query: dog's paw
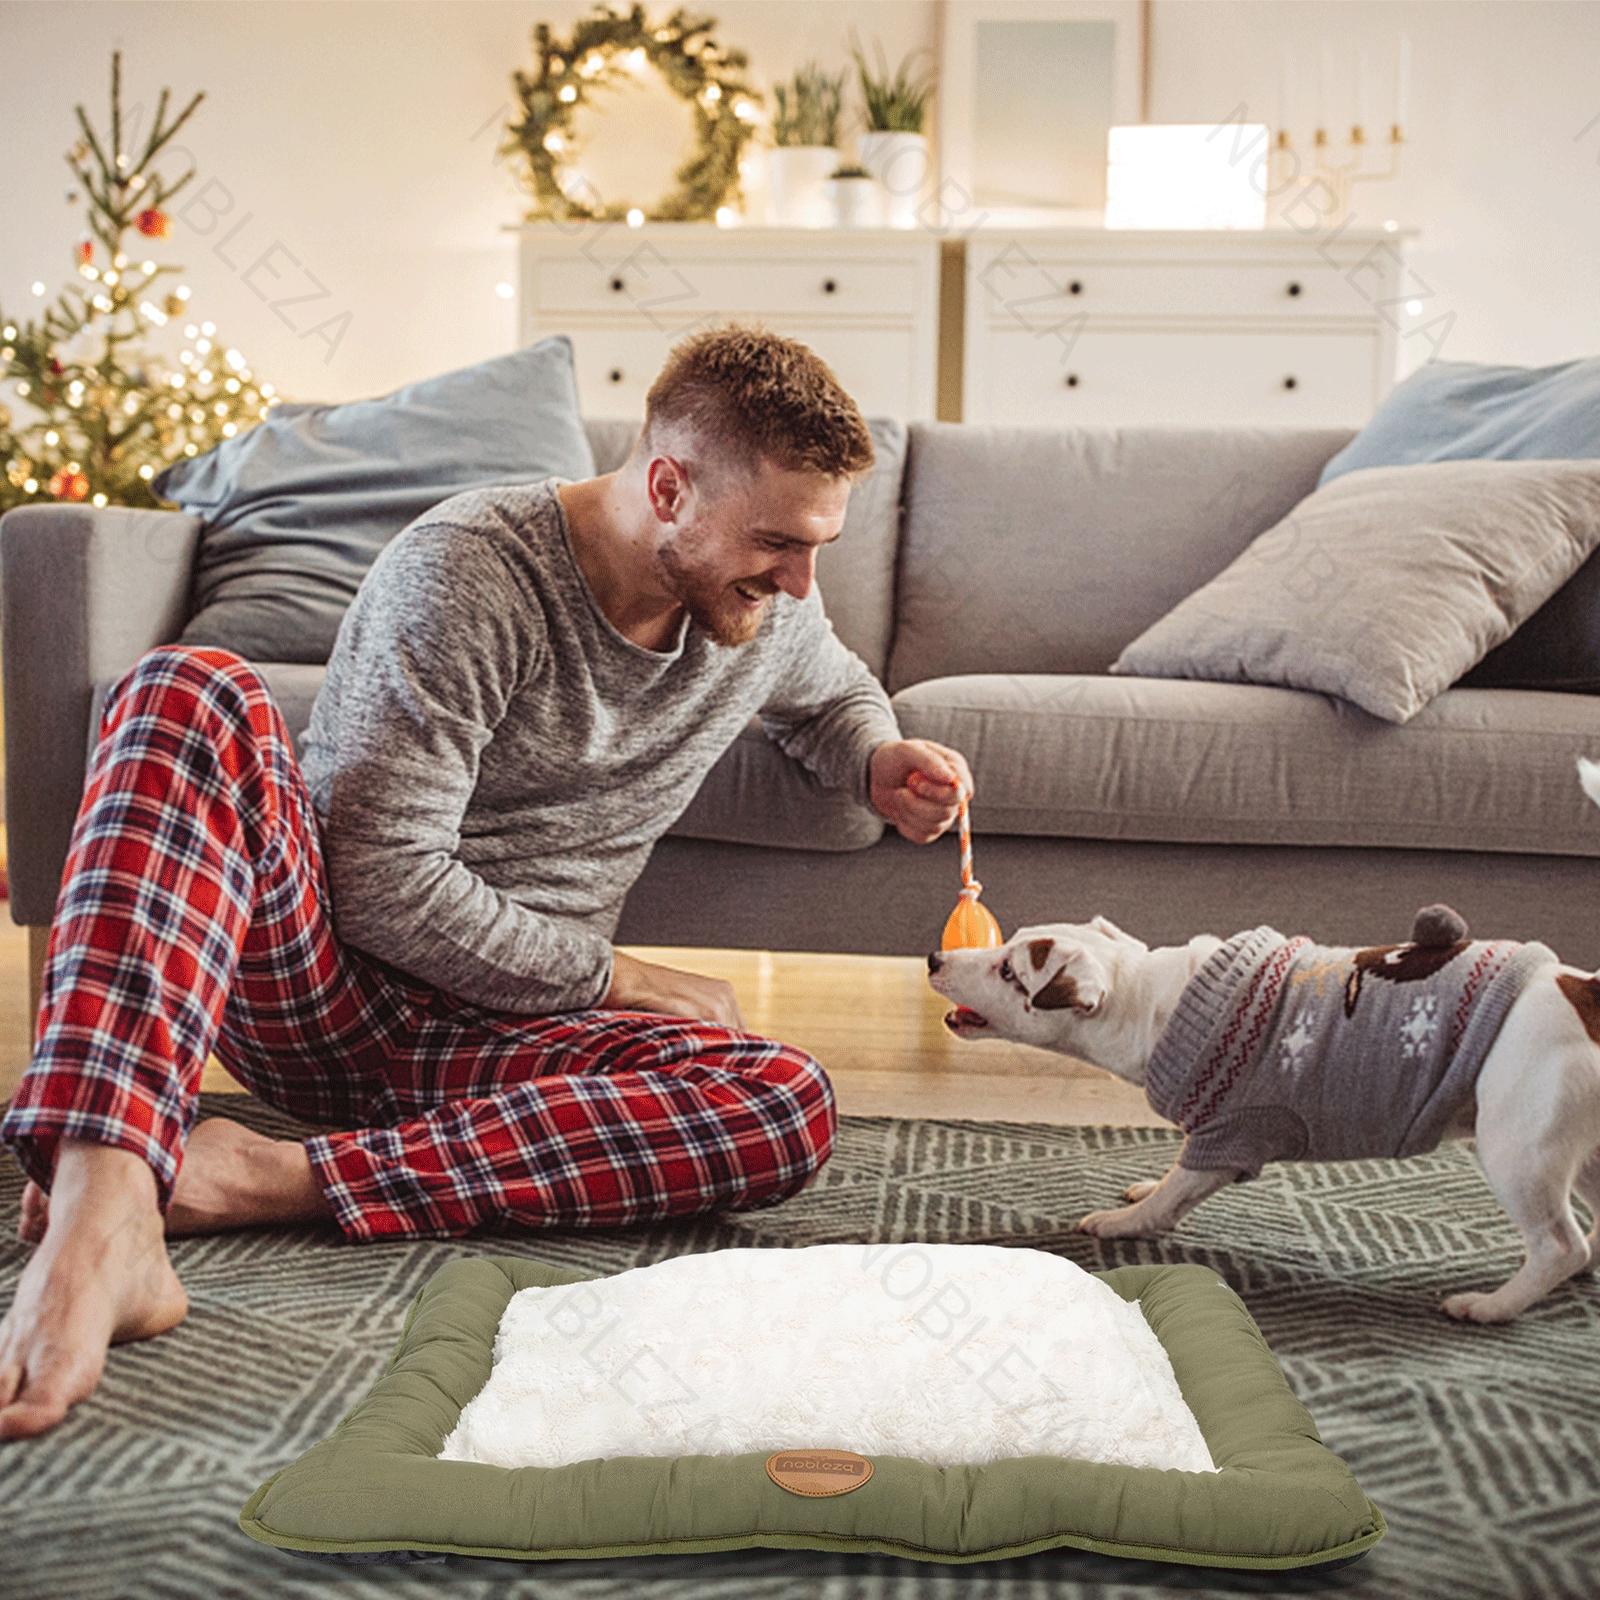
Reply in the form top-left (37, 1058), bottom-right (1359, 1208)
top-left (1076, 1205), bottom-right (1162, 1239)
top-left (1440, 1290), bottom-right (1520, 1324)
top-left (1122, 1179), bottom-right (1161, 1203)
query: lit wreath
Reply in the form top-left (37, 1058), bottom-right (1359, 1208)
top-left (506, 4), bottom-right (761, 223)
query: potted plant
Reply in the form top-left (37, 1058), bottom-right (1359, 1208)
top-left (826, 163), bottom-right (884, 229)
top-left (851, 34), bottom-right (934, 228)
top-left (768, 62), bottom-right (845, 228)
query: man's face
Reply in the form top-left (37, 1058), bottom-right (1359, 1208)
top-left (653, 455), bottom-right (850, 647)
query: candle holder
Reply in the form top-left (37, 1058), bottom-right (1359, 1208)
top-left (1269, 122), bottom-right (1403, 227)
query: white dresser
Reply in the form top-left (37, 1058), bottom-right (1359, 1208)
top-left (516, 223), bottom-right (943, 421)
top-left (962, 228), bottom-right (1415, 428)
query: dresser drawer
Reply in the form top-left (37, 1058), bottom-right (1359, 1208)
top-left (566, 326), bottom-right (675, 419)
top-left (791, 326), bottom-right (921, 418)
top-left (537, 252), bottom-right (928, 324)
top-left (970, 328), bottom-right (1379, 427)
top-left (972, 252), bottom-right (1376, 325)
top-left (566, 322), bottom-right (924, 421)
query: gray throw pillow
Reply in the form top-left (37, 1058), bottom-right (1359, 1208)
top-left (155, 336), bottom-right (595, 664)
top-left (1111, 460), bottom-right (1600, 724)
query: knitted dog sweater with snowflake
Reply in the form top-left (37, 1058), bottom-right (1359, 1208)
top-left (1143, 918), bottom-right (1557, 1177)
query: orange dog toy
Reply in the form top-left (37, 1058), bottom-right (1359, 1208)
top-left (941, 789), bottom-right (1002, 950)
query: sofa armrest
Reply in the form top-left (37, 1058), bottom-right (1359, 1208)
top-left (2, 503), bottom-right (201, 923)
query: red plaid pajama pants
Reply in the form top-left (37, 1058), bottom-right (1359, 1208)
top-left (0, 646), bottom-right (836, 1242)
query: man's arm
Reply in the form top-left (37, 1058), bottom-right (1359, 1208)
top-left (757, 588), bottom-right (902, 807)
top-left (309, 523), bottom-right (614, 1015)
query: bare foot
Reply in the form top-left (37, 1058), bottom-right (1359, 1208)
top-left (14, 1120), bottom-right (330, 1240)
top-left (0, 1145), bottom-right (188, 1440)
top-left (165, 1116), bottom-right (331, 1234)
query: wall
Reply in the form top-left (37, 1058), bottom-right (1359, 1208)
top-left (1145, 0), bottom-right (1600, 376)
top-left (0, 1), bottom-right (934, 402)
top-left (1, 0), bottom-right (1595, 405)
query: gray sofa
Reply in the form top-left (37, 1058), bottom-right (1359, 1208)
top-left (7, 418), bottom-right (1600, 1016)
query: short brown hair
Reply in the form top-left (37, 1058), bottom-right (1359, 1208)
top-left (641, 323), bottom-right (875, 479)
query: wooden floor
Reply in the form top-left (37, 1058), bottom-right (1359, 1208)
top-left (0, 922), bottom-right (1163, 1126)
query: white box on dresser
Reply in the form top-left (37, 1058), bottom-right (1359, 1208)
top-left (516, 223), bottom-right (942, 420)
top-left (963, 228), bottom-right (1417, 427)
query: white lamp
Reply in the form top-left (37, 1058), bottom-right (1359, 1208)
top-left (1105, 123), bottom-right (1269, 230)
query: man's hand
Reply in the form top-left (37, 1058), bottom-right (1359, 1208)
top-left (869, 739), bottom-right (975, 845)
top-left (603, 950), bottom-right (745, 1029)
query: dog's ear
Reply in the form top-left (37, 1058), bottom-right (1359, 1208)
top-left (1026, 936), bottom-right (1056, 973)
top-left (1032, 948), bottom-right (1108, 1015)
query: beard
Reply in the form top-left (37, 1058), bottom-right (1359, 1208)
top-left (657, 540), bottom-right (775, 648)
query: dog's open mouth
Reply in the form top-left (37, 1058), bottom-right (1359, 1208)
top-left (944, 1006), bottom-right (988, 1032)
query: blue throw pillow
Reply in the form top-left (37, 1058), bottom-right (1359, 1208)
top-left (1318, 356), bottom-right (1600, 486)
top-left (155, 336), bottom-right (596, 664)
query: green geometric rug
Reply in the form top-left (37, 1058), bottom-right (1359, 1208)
top-left (3, 1093), bottom-right (1597, 1599)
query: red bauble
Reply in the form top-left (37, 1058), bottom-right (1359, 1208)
top-left (48, 356), bottom-right (64, 376)
top-left (48, 469), bottom-right (90, 503)
top-left (77, 239), bottom-right (94, 265)
top-left (135, 208), bottom-right (170, 238)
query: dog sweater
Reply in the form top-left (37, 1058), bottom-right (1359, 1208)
top-left (1143, 922), bottom-right (1558, 1177)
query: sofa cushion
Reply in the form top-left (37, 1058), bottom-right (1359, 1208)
top-left (891, 673), bottom-right (1600, 857)
top-left (1462, 542), bottom-right (1600, 693)
top-left (157, 337), bottom-right (596, 666)
top-left (887, 424), bottom-right (1353, 692)
top-left (1112, 459), bottom-right (1600, 724)
top-left (89, 670), bottom-right (882, 855)
top-left (1317, 356), bottom-right (1600, 486)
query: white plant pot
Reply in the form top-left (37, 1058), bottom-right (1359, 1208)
top-left (857, 131), bottom-right (929, 229)
top-left (767, 146), bottom-right (839, 229)
top-left (828, 177), bottom-right (885, 229)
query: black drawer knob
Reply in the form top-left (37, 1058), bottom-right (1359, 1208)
top-left (1286, 280), bottom-right (1303, 297)
top-left (608, 276), bottom-right (625, 292)
top-left (1068, 279), bottom-right (1083, 295)
top-left (608, 368), bottom-right (624, 384)
top-left (1065, 373), bottom-right (1080, 388)
top-left (822, 277), bottom-right (838, 294)
top-left (1282, 375), bottom-right (1298, 390)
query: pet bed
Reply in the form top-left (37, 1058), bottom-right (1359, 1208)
top-left (239, 1248), bottom-right (1385, 1571)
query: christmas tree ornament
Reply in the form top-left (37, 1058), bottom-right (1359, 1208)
top-left (48, 468), bottom-right (90, 501)
top-left (134, 207), bottom-right (169, 237)
top-left (941, 789), bottom-right (1003, 951)
top-left (77, 239), bottom-right (93, 264)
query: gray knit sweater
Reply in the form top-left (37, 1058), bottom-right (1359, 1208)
top-left (299, 478), bottom-right (900, 1014)
top-left (1144, 925), bottom-right (1557, 1176)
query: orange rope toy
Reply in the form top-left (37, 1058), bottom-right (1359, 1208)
top-left (941, 788), bottom-right (1003, 950)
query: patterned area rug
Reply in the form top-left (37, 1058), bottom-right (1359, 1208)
top-left (3, 1094), bottom-right (1597, 1600)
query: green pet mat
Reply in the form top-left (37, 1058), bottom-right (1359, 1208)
top-left (239, 1253), bottom-right (1384, 1571)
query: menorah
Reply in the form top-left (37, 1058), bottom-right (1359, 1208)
top-left (1269, 121), bottom-right (1405, 226)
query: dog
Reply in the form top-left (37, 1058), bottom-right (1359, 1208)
top-left (926, 761), bottom-right (1600, 1323)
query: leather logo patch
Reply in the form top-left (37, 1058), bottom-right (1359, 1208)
top-left (764, 1449), bottom-right (874, 1497)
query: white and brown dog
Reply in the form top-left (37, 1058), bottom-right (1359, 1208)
top-left (926, 763), bottom-right (1600, 1323)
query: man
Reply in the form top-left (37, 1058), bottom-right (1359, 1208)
top-left (0, 325), bottom-right (974, 1439)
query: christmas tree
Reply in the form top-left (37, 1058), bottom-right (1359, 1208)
top-left (0, 52), bottom-right (277, 515)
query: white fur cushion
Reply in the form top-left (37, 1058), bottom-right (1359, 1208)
top-left (438, 1244), bottom-right (1216, 1473)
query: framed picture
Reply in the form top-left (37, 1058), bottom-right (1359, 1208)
top-left (937, 0), bottom-right (1148, 222)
